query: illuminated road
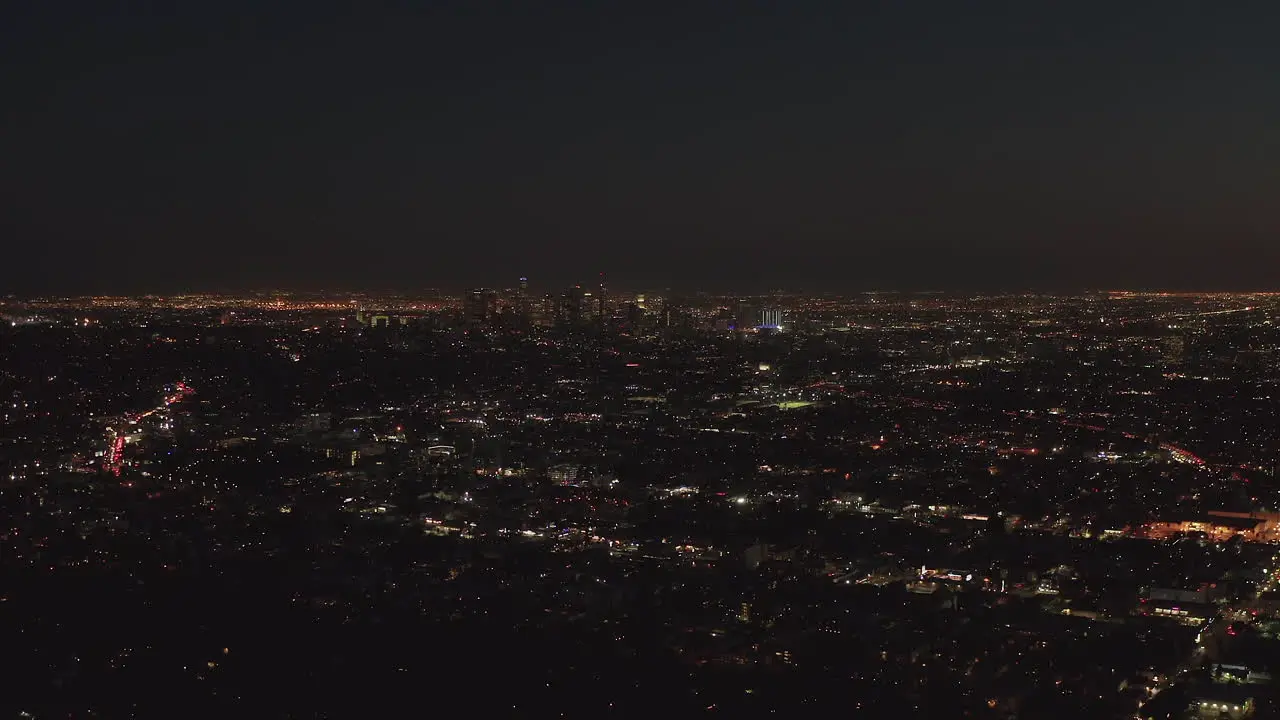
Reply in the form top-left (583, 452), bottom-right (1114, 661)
top-left (100, 382), bottom-right (194, 477)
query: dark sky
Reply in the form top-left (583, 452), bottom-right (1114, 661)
top-left (4, 1), bottom-right (1279, 294)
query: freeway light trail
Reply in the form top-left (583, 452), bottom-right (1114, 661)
top-left (101, 383), bottom-right (194, 477)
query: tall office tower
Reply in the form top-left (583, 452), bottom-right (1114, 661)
top-left (559, 285), bottom-right (586, 327)
top-left (733, 300), bottom-right (758, 331)
top-left (515, 277), bottom-right (531, 323)
top-left (465, 288), bottom-right (497, 324)
top-left (597, 273), bottom-right (607, 328)
top-left (536, 293), bottom-right (556, 326)
top-left (625, 301), bottom-right (645, 331)
top-left (661, 298), bottom-right (680, 329)
top-left (759, 307), bottom-right (783, 330)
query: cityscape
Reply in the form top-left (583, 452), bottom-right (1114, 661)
top-left (9, 2), bottom-right (1280, 717)
top-left (3, 286), bottom-right (1280, 717)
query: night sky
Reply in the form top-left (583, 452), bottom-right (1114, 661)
top-left (4, 2), bottom-right (1279, 294)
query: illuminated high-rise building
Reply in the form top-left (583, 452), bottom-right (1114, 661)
top-left (536, 293), bottom-right (556, 326)
top-left (559, 285), bottom-right (586, 327)
top-left (514, 277), bottom-right (531, 324)
top-left (597, 273), bottom-right (607, 328)
top-left (732, 301), bottom-right (757, 331)
top-left (465, 288), bottom-right (497, 324)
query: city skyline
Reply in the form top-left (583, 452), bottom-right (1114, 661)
top-left (8, 4), bottom-right (1280, 714)
top-left (4, 286), bottom-right (1280, 715)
